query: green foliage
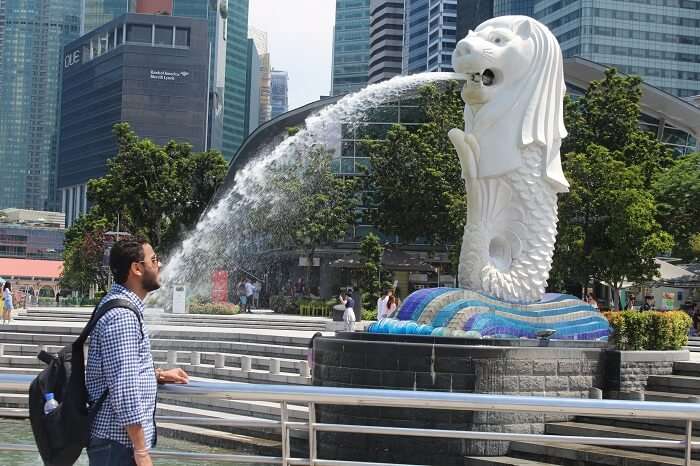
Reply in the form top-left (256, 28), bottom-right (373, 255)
top-left (189, 302), bottom-right (239, 315)
top-left (552, 69), bottom-right (674, 300)
top-left (358, 233), bottom-right (391, 308)
top-left (269, 295), bottom-right (299, 314)
top-left (361, 308), bottom-right (378, 321)
top-left (653, 152), bottom-right (700, 260)
top-left (605, 311), bottom-right (690, 350)
top-left (60, 213), bottom-right (111, 294)
top-left (364, 82), bottom-right (466, 247)
top-left (250, 148), bottom-right (358, 281)
top-left (88, 123), bottom-right (227, 252)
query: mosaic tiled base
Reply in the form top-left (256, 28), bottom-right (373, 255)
top-left (367, 287), bottom-right (610, 340)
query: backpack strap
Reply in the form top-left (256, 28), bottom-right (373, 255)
top-left (76, 298), bottom-right (143, 348)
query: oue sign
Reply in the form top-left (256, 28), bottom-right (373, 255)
top-left (64, 50), bottom-right (81, 69)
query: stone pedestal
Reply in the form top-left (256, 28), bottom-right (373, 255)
top-left (313, 332), bottom-right (606, 466)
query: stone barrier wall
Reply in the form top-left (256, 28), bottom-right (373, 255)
top-left (313, 334), bottom-right (606, 465)
top-left (604, 350), bottom-right (688, 397)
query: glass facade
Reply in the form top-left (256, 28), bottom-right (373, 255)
top-left (222, 0), bottom-right (250, 160)
top-left (270, 70), bottom-right (289, 118)
top-left (0, 224), bottom-right (64, 260)
top-left (332, 0), bottom-right (371, 95)
top-left (403, 0), bottom-right (457, 74)
top-left (83, 0), bottom-right (129, 33)
top-left (0, 0), bottom-right (81, 211)
top-left (536, 0), bottom-right (700, 97)
top-left (493, 0), bottom-right (534, 16)
top-left (368, 0), bottom-right (404, 84)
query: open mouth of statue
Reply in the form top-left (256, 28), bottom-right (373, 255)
top-left (466, 69), bottom-right (496, 87)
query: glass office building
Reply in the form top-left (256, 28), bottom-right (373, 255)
top-left (332, 0), bottom-right (371, 95)
top-left (222, 0), bottom-right (250, 160)
top-left (536, 0), bottom-right (700, 97)
top-left (368, 0), bottom-right (404, 84)
top-left (493, 0), bottom-right (534, 16)
top-left (403, 0), bottom-right (457, 74)
top-left (270, 70), bottom-right (289, 118)
top-left (0, 0), bottom-right (81, 211)
top-left (0, 224), bottom-right (64, 260)
top-left (83, 0), bottom-right (130, 33)
top-left (57, 14), bottom-right (209, 226)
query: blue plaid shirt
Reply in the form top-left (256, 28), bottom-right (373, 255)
top-left (86, 284), bottom-right (157, 448)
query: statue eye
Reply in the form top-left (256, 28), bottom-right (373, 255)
top-left (490, 34), bottom-right (506, 44)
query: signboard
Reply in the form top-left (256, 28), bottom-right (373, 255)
top-left (64, 50), bottom-right (81, 69)
top-left (150, 70), bottom-right (190, 81)
top-left (211, 270), bottom-right (228, 303)
top-left (172, 284), bottom-right (186, 314)
top-left (662, 292), bottom-right (675, 311)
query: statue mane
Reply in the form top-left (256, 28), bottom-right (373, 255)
top-left (471, 16), bottom-right (569, 189)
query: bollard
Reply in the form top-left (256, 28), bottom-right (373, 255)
top-left (190, 351), bottom-right (200, 366)
top-left (269, 358), bottom-right (280, 375)
top-left (167, 350), bottom-right (177, 366)
top-left (588, 388), bottom-right (603, 399)
top-left (240, 356), bottom-right (251, 373)
top-left (298, 360), bottom-right (311, 378)
top-left (214, 353), bottom-right (226, 368)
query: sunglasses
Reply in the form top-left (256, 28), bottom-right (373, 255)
top-left (138, 255), bottom-right (161, 265)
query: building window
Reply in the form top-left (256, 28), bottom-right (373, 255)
top-left (126, 24), bottom-right (152, 44)
top-left (175, 27), bottom-right (190, 47)
top-left (116, 25), bottom-right (124, 45)
top-left (154, 26), bottom-right (173, 46)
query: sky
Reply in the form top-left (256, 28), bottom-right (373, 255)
top-left (249, 0), bottom-right (336, 111)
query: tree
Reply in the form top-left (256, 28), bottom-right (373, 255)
top-left (358, 233), bottom-right (391, 309)
top-left (60, 214), bottom-right (111, 294)
top-left (552, 146), bottom-right (673, 307)
top-left (653, 152), bottom-right (700, 260)
top-left (690, 233), bottom-right (700, 261)
top-left (551, 68), bottom-right (675, 298)
top-left (88, 123), bottom-right (227, 252)
top-left (250, 148), bottom-right (358, 284)
top-left (365, 82), bottom-right (466, 250)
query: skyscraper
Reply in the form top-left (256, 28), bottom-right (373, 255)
top-left (403, 0), bottom-right (457, 74)
top-left (270, 69), bottom-right (289, 118)
top-left (331, 0), bottom-right (370, 95)
top-left (456, 0), bottom-right (494, 39)
top-left (249, 27), bottom-right (271, 125)
top-left (368, 0), bottom-right (404, 84)
top-left (245, 37), bottom-right (261, 134)
top-left (0, 0), bottom-right (81, 210)
top-left (222, 0), bottom-right (250, 160)
top-left (82, 0), bottom-right (130, 33)
top-left (536, 0), bottom-right (700, 98)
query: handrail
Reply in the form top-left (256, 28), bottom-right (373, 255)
top-left (0, 374), bottom-right (699, 466)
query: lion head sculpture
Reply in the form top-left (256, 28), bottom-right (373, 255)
top-left (452, 16), bottom-right (569, 190)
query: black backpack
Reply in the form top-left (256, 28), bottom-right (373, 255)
top-left (29, 298), bottom-right (142, 466)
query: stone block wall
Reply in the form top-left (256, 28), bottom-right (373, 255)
top-left (604, 350), bottom-right (688, 397)
top-left (313, 334), bottom-right (606, 465)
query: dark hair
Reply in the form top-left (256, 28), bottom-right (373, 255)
top-left (3, 281), bottom-right (10, 291)
top-left (110, 238), bottom-right (148, 284)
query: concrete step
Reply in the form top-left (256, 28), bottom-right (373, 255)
top-left (150, 338), bottom-right (307, 360)
top-left (574, 415), bottom-right (700, 436)
top-left (466, 456), bottom-right (562, 466)
top-left (674, 361), bottom-right (700, 377)
top-left (544, 421), bottom-right (700, 459)
top-left (644, 390), bottom-right (700, 403)
top-left (0, 393), bottom-right (28, 408)
top-left (647, 375), bottom-right (700, 395)
top-left (156, 422), bottom-right (281, 455)
top-left (156, 392), bottom-right (308, 423)
top-left (511, 440), bottom-right (697, 466)
top-left (170, 363), bottom-right (310, 385)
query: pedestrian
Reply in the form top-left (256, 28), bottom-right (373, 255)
top-left (339, 288), bottom-right (356, 332)
top-left (386, 294), bottom-right (398, 316)
top-left (376, 289), bottom-right (389, 320)
top-left (295, 278), bottom-right (306, 297)
top-left (244, 278), bottom-right (255, 313)
top-left (55, 290), bottom-right (60, 307)
top-left (641, 295), bottom-right (655, 311)
top-left (237, 279), bottom-right (247, 312)
top-left (625, 294), bottom-right (637, 310)
top-left (253, 280), bottom-right (262, 308)
top-left (86, 238), bottom-right (189, 466)
top-left (586, 292), bottom-right (599, 310)
top-left (3, 282), bottom-right (13, 324)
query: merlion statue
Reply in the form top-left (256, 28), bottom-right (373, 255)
top-left (368, 16), bottom-right (609, 341)
top-left (448, 15), bottom-right (568, 303)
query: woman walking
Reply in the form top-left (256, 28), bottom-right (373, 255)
top-left (3, 282), bottom-right (13, 324)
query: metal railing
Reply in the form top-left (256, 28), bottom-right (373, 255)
top-left (1, 374), bottom-right (700, 465)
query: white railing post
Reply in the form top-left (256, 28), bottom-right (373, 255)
top-left (298, 360), bottom-right (311, 378)
top-left (309, 401), bottom-right (317, 465)
top-left (686, 419), bottom-right (693, 466)
top-left (214, 353), bottom-right (225, 368)
top-left (240, 356), bottom-right (251, 373)
top-left (190, 351), bottom-right (200, 366)
top-left (167, 350), bottom-right (177, 366)
top-left (269, 358), bottom-right (280, 375)
top-left (281, 400), bottom-right (289, 466)
top-left (0, 344), bottom-right (4, 357)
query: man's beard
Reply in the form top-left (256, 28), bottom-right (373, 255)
top-left (143, 271), bottom-right (161, 292)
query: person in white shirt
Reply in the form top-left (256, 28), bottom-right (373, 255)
top-left (376, 289), bottom-right (389, 320)
top-left (244, 279), bottom-right (255, 313)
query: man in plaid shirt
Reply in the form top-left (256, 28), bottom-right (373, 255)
top-left (86, 239), bottom-right (189, 466)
